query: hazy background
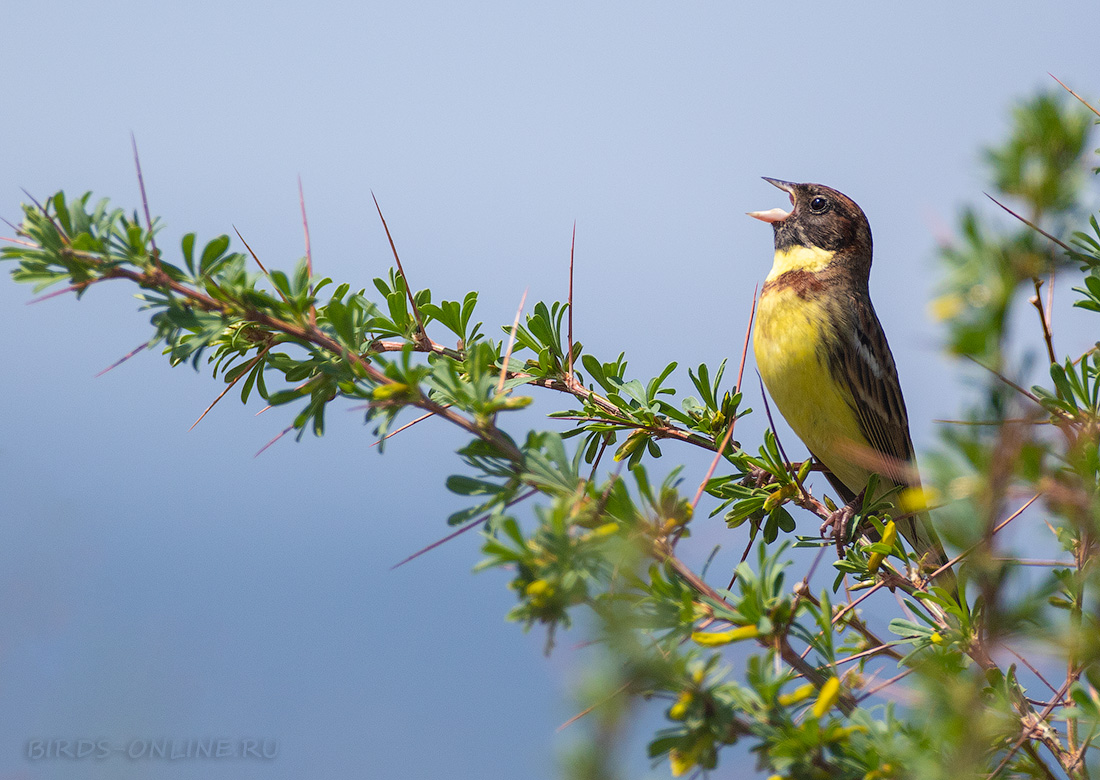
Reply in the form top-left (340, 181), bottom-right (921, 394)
top-left (2, 2), bottom-right (1096, 778)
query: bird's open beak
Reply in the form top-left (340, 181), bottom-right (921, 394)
top-left (747, 177), bottom-right (796, 223)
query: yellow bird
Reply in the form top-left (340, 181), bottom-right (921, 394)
top-left (749, 178), bottom-right (950, 583)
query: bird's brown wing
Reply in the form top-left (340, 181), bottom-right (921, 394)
top-left (827, 295), bottom-right (915, 487)
top-left (823, 294), bottom-right (950, 574)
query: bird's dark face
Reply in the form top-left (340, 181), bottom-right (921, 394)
top-left (749, 179), bottom-right (873, 259)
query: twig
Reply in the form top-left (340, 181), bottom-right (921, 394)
top-left (989, 677), bottom-right (1072, 780)
top-left (1005, 646), bottom-right (1062, 699)
top-left (1030, 278), bottom-right (1057, 365)
top-left (924, 492), bottom-right (1042, 584)
top-left (855, 668), bottom-right (914, 703)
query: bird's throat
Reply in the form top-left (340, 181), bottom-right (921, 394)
top-left (765, 244), bottom-right (836, 282)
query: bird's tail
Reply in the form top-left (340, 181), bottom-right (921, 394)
top-left (895, 511), bottom-right (956, 597)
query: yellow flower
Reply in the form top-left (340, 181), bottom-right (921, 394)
top-left (812, 676), bottom-right (842, 718)
top-left (777, 683), bottom-right (815, 707)
top-left (691, 625), bottom-right (761, 646)
top-left (669, 748), bottom-right (694, 777)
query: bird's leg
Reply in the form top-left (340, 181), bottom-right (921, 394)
top-left (742, 464), bottom-right (774, 490)
top-left (820, 488), bottom-right (867, 556)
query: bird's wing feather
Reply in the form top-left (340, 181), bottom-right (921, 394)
top-left (826, 297), bottom-right (914, 483)
top-left (824, 295), bottom-right (951, 576)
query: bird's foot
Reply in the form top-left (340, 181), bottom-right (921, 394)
top-left (819, 489), bottom-right (866, 557)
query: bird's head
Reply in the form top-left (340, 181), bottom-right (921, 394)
top-left (748, 179), bottom-right (873, 269)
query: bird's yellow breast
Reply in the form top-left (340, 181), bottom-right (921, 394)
top-left (753, 272), bottom-right (872, 493)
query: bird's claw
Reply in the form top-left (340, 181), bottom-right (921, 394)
top-left (820, 504), bottom-right (856, 557)
top-left (819, 489), bottom-right (866, 557)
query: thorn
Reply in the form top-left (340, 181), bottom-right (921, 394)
top-left (497, 287), bottom-right (529, 394)
top-left (961, 354), bottom-right (1047, 407)
top-left (557, 681), bottom-right (632, 732)
top-left (21, 188), bottom-right (67, 243)
top-left (26, 280), bottom-right (97, 304)
top-left (298, 176), bottom-right (318, 326)
top-left (391, 488), bottom-right (538, 570)
top-left (567, 221), bottom-right (576, 383)
top-left (690, 286), bottom-right (757, 512)
top-left (371, 408), bottom-right (445, 447)
top-left (371, 190), bottom-right (429, 347)
top-left (1049, 73), bottom-right (1100, 118)
top-left (130, 133), bottom-right (161, 271)
top-left (255, 424), bottom-right (295, 457)
top-left (985, 193), bottom-right (1075, 254)
top-left (190, 349), bottom-right (269, 430)
top-left (736, 285), bottom-right (758, 393)
top-left (233, 226), bottom-right (271, 276)
top-left (298, 176), bottom-right (313, 280)
top-left (95, 342), bottom-right (149, 377)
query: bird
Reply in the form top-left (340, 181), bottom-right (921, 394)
top-left (747, 177), bottom-right (951, 586)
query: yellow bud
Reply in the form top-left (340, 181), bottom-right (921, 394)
top-left (930, 632), bottom-right (944, 645)
top-left (501, 395), bottom-right (533, 409)
top-left (668, 691), bottom-right (692, 720)
top-left (867, 521), bottom-right (898, 573)
top-left (812, 676), bottom-right (842, 718)
top-left (691, 625), bottom-right (761, 646)
top-left (866, 551), bottom-right (886, 574)
top-left (524, 579), bottom-right (553, 598)
top-left (371, 382), bottom-right (409, 400)
top-left (898, 487), bottom-right (939, 515)
top-left (613, 430), bottom-right (647, 462)
top-left (777, 683), bottom-right (816, 707)
top-left (763, 483), bottom-right (794, 512)
top-left (880, 520), bottom-right (898, 548)
top-left (580, 522), bottom-right (620, 542)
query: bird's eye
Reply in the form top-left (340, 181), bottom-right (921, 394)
top-left (809, 196), bottom-right (830, 214)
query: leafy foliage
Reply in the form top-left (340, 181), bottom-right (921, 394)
top-left (4, 86), bottom-right (1100, 779)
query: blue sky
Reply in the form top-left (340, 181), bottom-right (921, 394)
top-left (2, 2), bottom-right (1097, 778)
